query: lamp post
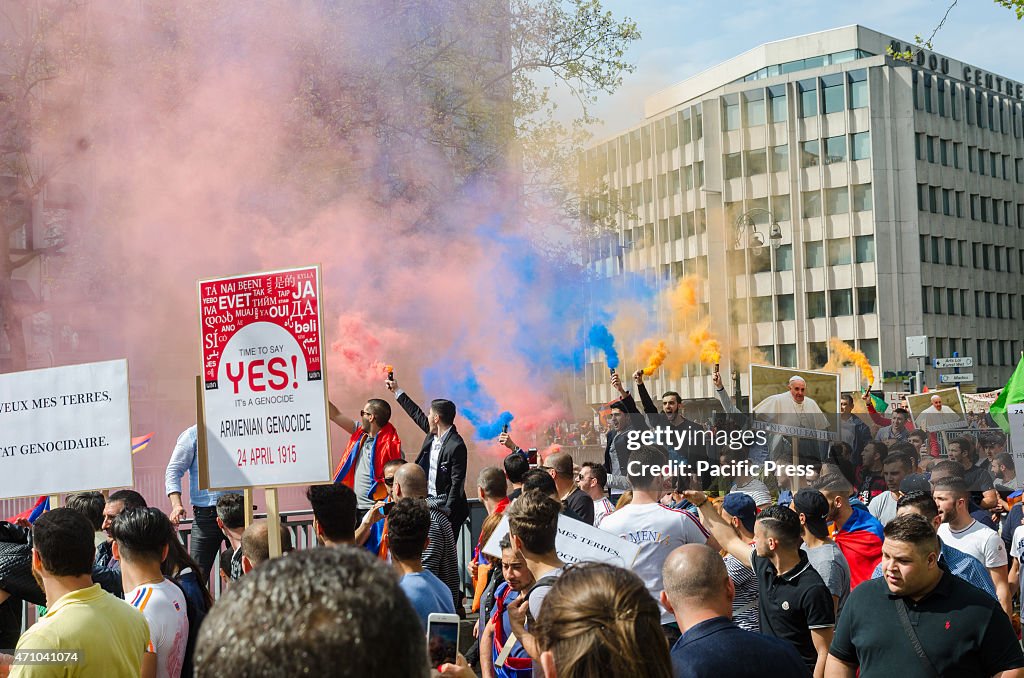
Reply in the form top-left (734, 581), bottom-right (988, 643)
top-left (730, 208), bottom-right (783, 394)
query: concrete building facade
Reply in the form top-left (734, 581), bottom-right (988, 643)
top-left (581, 25), bottom-right (1024, 407)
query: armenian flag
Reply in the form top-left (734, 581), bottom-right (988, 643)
top-left (833, 508), bottom-right (885, 588)
top-left (7, 496), bottom-right (49, 524)
top-left (131, 433), bottom-right (154, 454)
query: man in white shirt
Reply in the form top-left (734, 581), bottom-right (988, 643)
top-left (600, 445), bottom-right (715, 645)
top-left (933, 477), bottom-right (1011, 619)
top-left (112, 507), bottom-right (189, 678)
top-left (577, 462), bottom-right (615, 526)
top-left (868, 452), bottom-right (913, 525)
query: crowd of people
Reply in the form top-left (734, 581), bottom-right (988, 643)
top-left (1, 371), bottom-right (1023, 677)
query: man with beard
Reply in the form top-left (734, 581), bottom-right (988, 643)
top-left (604, 371), bottom-right (646, 498)
top-left (10, 509), bottom-right (149, 677)
top-left (633, 370), bottom-right (705, 467)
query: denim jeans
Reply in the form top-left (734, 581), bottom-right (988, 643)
top-left (191, 505), bottom-right (227, 582)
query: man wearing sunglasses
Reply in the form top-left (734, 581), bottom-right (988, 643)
top-left (330, 398), bottom-right (404, 523)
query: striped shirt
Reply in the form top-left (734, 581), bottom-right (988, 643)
top-left (425, 498), bottom-right (462, 610)
top-left (725, 549), bottom-right (759, 631)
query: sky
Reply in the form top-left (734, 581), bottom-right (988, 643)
top-left (581, 0), bottom-right (1024, 136)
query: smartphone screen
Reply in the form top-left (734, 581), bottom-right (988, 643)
top-left (527, 448), bottom-right (538, 466)
top-left (427, 618), bottom-right (459, 667)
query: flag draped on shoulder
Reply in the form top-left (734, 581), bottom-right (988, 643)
top-left (990, 356), bottom-right (1024, 433)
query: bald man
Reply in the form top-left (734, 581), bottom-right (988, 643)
top-left (544, 451), bottom-right (594, 525)
top-left (662, 544), bottom-right (810, 678)
top-left (240, 521), bottom-right (294, 574)
top-left (392, 463), bottom-right (461, 610)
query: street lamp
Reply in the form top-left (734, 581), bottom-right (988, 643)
top-left (731, 208), bottom-right (784, 372)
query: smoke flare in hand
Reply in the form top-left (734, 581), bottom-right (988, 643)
top-left (824, 337), bottom-right (874, 385)
top-left (640, 340), bottom-right (669, 376)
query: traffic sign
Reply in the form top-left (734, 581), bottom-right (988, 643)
top-left (933, 357), bottom-right (973, 368)
top-left (939, 373), bottom-right (973, 383)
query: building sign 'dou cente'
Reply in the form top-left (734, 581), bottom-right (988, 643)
top-left (890, 40), bottom-right (1024, 100)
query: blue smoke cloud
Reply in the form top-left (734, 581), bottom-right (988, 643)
top-left (421, 361), bottom-right (513, 440)
top-left (587, 323), bottom-right (619, 369)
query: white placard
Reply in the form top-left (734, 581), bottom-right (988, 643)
top-left (482, 514), bottom-right (641, 568)
top-left (198, 267), bottom-right (332, 489)
top-left (0, 359), bottom-right (133, 499)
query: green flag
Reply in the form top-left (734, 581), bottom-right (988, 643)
top-left (868, 392), bottom-right (888, 414)
top-left (990, 356), bottom-right (1024, 433)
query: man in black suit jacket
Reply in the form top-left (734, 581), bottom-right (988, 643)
top-left (387, 377), bottom-right (469, 532)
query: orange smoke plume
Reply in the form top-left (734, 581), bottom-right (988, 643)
top-left (689, 324), bottom-right (721, 365)
top-left (824, 337), bottom-right (874, 385)
top-left (667, 276), bottom-right (701, 320)
top-left (641, 340), bottom-right (669, 376)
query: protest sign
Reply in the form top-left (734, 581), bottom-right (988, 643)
top-left (906, 387), bottom-right (967, 432)
top-left (482, 514), bottom-right (641, 568)
top-left (749, 364), bottom-right (840, 441)
top-left (0, 359), bottom-right (133, 499)
top-left (198, 266), bottom-right (332, 491)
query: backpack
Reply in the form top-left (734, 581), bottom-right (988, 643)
top-left (490, 583), bottom-right (533, 678)
top-left (171, 569), bottom-right (209, 678)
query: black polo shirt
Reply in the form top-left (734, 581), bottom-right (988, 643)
top-left (750, 549), bottom-right (835, 671)
top-left (830, 569), bottom-right (1024, 677)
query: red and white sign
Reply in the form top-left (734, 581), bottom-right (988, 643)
top-left (198, 266), bottom-right (331, 489)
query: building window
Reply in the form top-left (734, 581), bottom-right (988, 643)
top-left (860, 339), bottom-right (879, 364)
top-left (799, 79), bottom-right (817, 118)
top-left (775, 244), bottom-right (793, 271)
top-left (848, 69), bottom-right (868, 109)
top-left (771, 144), bottom-right (789, 172)
top-left (851, 183), bottom-right (872, 212)
top-left (942, 189), bottom-right (952, 216)
top-left (950, 83), bottom-right (958, 120)
top-left (768, 85), bottom-right (787, 123)
top-left (855, 235), bottom-right (875, 263)
top-left (830, 289), bottom-right (853, 316)
top-left (779, 343), bottom-right (797, 367)
top-left (694, 106), bottom-right (703, 139)
top-left (805, 241), bottom-right (824, 267)
top-left (825, 187), bottom-right (849, 215)
top-left (772, 194), bottom-right (791, 222)
top-left (802, 190), bottom-right (821, 218)
top-left (758, 345), bottom-right (776, 364)
top-left (724, 152), bottom-right (743, 179)
top-left (776, 294), bottom-right (796, 321)
top-left (857, 287), bottom-right (877, 314)
top-left (745, 149), bottom-right (767, 176)
top-left (801, 140), bottom-right (820, 168)
top-left (723, 94), bottom-right (740, 131)
top-left (807, 291), bottom-right (827, 317)
top-left (828, 238), bottom-right (852, 265)
top-left (923, 73), bottom-right (933, 113)
top-left (821, 74), bottom-right (845, 114)
top-left (938, 78), bottom-right (947, 116)
top-left (809, 341), bottom-right (828, 368)
top-left (824, 135), bottom-right (846, 164)
top-left (850, 132), bottom-right (870, 161)
top-left (915, 133), bottom-right (924, 161)
top-left (681, 110), bottom-right (692, 145)
top-left (954, 143), bottom-right (962, 168)
top-left (926, 136), bottom-right (935, 163)
top-left (744, 90), bottom-right (765, 126)
top-left (752, 296), bottom-right (773, 322)
top-left (940, 139), bottom-right (948, 165)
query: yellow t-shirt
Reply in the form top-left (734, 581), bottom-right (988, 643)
top-left (11, 584), bottom-right (150, 678)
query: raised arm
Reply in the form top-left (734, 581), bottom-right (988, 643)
top-left (388, 377), bottom-right (431, 434)
top-left (634, 371), bottom-right (659, 415)
top-left (712, 371), bottom-right (740, 414)
top-left (682, 490), bottom-right (753, 568)
top-left (165, 426), bottom-right (197, 525)
top-left (328, 401), bottom-right (358, 435)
